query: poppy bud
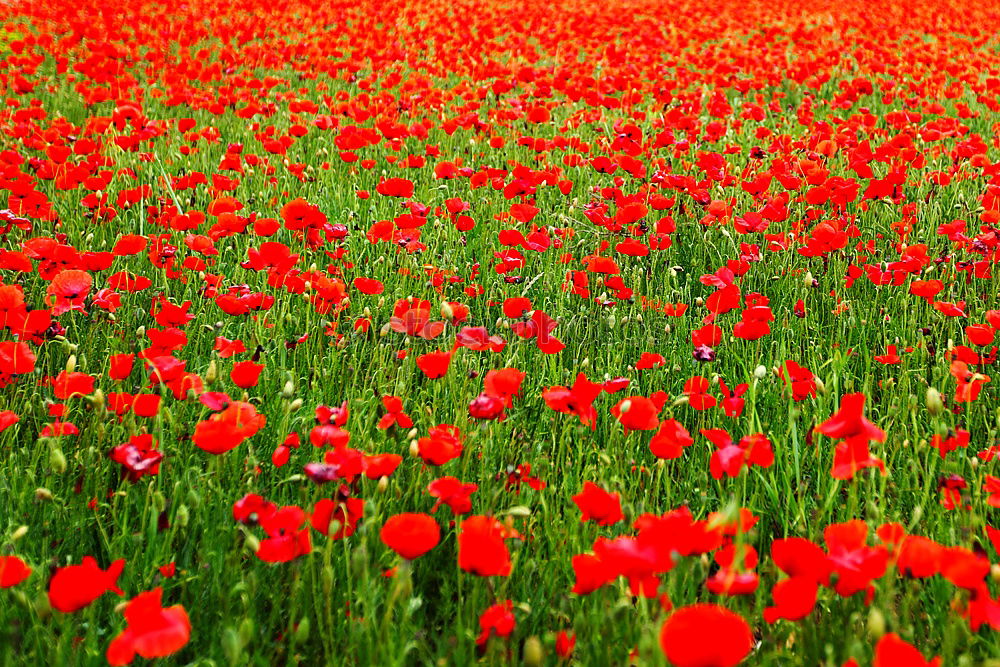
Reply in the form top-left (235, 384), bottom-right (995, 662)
top-left (186, 489), bottom-right (201, 508)
top-left (867, 608), bottom-right (885, 639)
top-left (89, 388), bottom-right (105, 411)
top-left (322, 566), bottom-right (335, 597)
top-left (409, 439), bottom-right (420, 457)
top-left (440, 301), bottom-right (454, 320)
top-left (135, 326), bottom-right (145, 338)
top-left (379, 322), bottom-right (392, 337)
top-left (289, 398), bottom-right (303, 412)
top-left (815, 378), bottom-right (827, 395)
top-left (618, 399), bottom-right (632, 414)
top-left (49, 448), bottom-right (66, 475)
top-left (176, 504), bottom-right (190, 528)
top-left (293, 618), bottom-right (311, 645)
top-left (205, 360), bottom-right (218, 384)
top-left (992, 564), bottom-right (1000, 582)
top-left (377, 476), bottom-right (389, 493)
top-left (407, 428), bottom-right (419, 439)
top-left (522, 636), bottom-right (544, 666)
top-left (282, 380), bottom-right (295, 398)
top-left (926, 387), bottom-right (944, 416)
top-left (11, 525), bottom-right (28, 541)
top-left (153, 492), bottom-right (166, 513)
top-left (35, 488), bottom-right (53, 501)
top-left (803, 271), bottom-right (814, 286)
top-left (222, 628), bottom-right (243, 665)
top-left (34, 593), bottom-right (51, 621)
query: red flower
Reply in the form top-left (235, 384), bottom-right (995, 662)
top-left (417, 424), bottom-right (464, 465)
top-left (47, 269), bottom-right (92, 315)
top-left (476, 600), bottom-right (515, 647)
top-left (610, 396), bottom-right (660, 431)
top-left (48, 557), bottom-right (126, 612)
top-left (873, 633), bottom-right (940, 667)
top-left (0, 555), bottom-right (31, 588)
top-left (816, 393), bottom-right (885, 443)
top-left (192, 401), bottom-right (266, 454)
top-left (428, 477), bottom-right (478, 515)
top-left (311, 497), bottom-right (364, 540)
top-left (110, 434), bottom-right (163, 482)
top-left (106, 588), bottom-right (191, 666)
top-left (0, 341), bottom-right (37, 376)
top-left (458, 516), bottom-right (513, 577)
top-left (659, 604), bottom-right (753, 667)
top-left (555, 631), bottom-right (576, 659)
top-left (257, 506), bottom-right (312, 562)
top-left (542, 372), bottom-right (603, 429)
top-left (572, 482), bottom-right (624, 526)
top-left (230, 361), bottom-right (264, 388)
top-left (381, 513), bottom-right (440, 560)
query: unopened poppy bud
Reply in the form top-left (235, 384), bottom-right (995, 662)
top-left (522, 636), bottom-right (544, 666)
top-left (89, 388), bottom-right (105, 411)
top-left (282, 380), bottom-right (295, 398)
top-left (867, 608), bottom-right (886, 639)
top-left (803, 271), bottom-right (814, 286)
top-left (35, 488), bottom-right (53, 501)
top-left (186, 489), bottom-right (201, 508)
top-left (581, 357), bottom-right (590, 368)
top-left (289, 398), bottom-right (303, 412)
top-left (11, 525), bottom-right (28, 541)
top-left (239, 618), bottom-right (255, 646)
top-left (176, 504), bottom-right (190, 528)
top-left (222, 628), bottom-right (242, 665)
top-left (243, 533), bottom-right (259, 553)
top-left (205, 360), bottom-right (218, 384)
top-left (377, 476), bottom-right (389, 493)
top-left (377, 296), bottom-right (386, 308)
top-left (34, 593), bottom-right (51, 620)
top-left (379, 322), bottom-right (392, 337)
top-left (409, 439), bottom-right (420, 457)
top-left (321, 566), bottom-right (335, 597)
top-left (992, 564), bottom-right (1000, 582)
top-left (135, 326), bottom-right (145, 338)
top-left (65, 354), bottom-right (76, 373)
top-left (815, 378), bottom-right (827, 395)
top-left (407, 428), bottom-right (419, 439)
top-left (153, 492), bottom-right (166, 513)
top-left (618, 399), bottom-right (632, 414)
top-left (753, 365), bottom-right (767, 379)
top-left (926, 387), bottom-right (944, 416)
top-left (440, 301), bottom-right (454, 320)
top-left (694, 296), bottom-right (704, 306)
top-left (49, 448), bottom-right (66, 474)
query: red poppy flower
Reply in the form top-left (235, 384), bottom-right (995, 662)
top-left (476, 600), bottom-right (515, 647)
top-left (660, 604), bottom-right (753, 667)
top-left (458, 516), bottom-right (513, 577)
top-left (47, 269), bottom-right (92, 315)
top-left (106, 588), bottom-right (191, 666)
top-left (873, 633), bottom-right (940, 667)
top-left (572, 482), bottom-right (624, 526)
top-left (381, 513), bottom-right (440, 560)
top-left (48, 557), bottom-right (126, 612)
top-left (0, 556), bottom-right (31, 588)
top-left (428, 477), bottom-right (478, 515)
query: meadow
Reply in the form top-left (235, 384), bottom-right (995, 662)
top-left (2, 0), bottom-right (1000, 664)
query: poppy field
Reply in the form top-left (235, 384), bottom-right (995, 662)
top-left (5, 0), bottom-right (1000, 664)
